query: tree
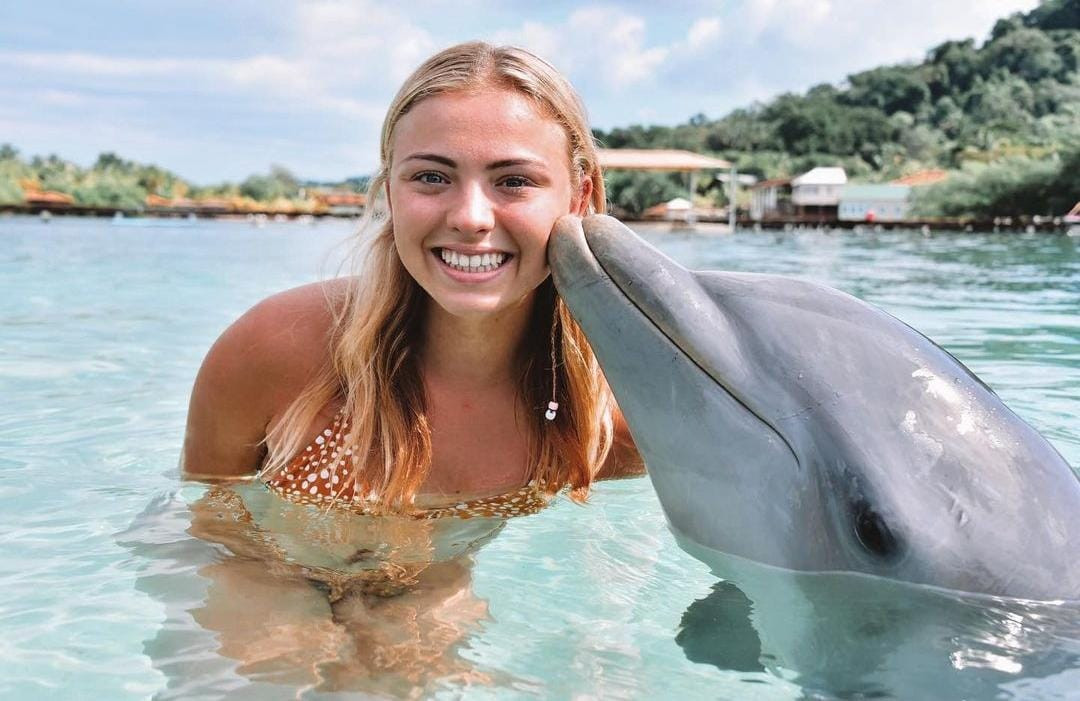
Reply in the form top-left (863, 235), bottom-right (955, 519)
top-left (603, 171), bottom-right (684, 217)
top-left (94, 151), bottom-right (135, 173)
top-left (1023, 0), bottom-right (1080, 31)
top-left (926, 39), bottom-right (980, 97)
top-left (844, 65), bottom-right (931, 115)
top-left (911, 155), bottom-right (1067, 217)
top-left (983, 28), bottom-right (1064, 82)
top-left (239, 165), bottom-right (300, 202)
top-left (0, 176), bottom-right (23, 204)
top-left (964, 77), bottom-right (1035, 135)
top-left (990, 15), bottom-right (1025, 41)
top-left (705, 107), bottom-right (781, 151)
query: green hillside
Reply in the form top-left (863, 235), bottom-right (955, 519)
top-left (596, 0), bottom-right (1080, 218)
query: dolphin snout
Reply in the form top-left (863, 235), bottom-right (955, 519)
top-left (549, 215), bottom-right (605, 294)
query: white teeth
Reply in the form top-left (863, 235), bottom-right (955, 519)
top-left (439, 249), bottom-right (508, 273)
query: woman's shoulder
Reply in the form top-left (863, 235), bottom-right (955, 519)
top-left (216, 279), bottom-right (349, 387)
top-left (181, 279), bottom-right (351, 478)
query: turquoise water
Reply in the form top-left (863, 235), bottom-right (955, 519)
top-left (2, 215), bottom-right (1078, 699)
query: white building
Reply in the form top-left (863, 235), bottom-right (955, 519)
top-left (791, 167), bottom-right (847, 207)
top-left (838, 184), bottom-right (912, 222)
top-left (749, 177), bottom-right (793, 221)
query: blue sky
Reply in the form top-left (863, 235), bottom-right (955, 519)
top-left (0, 1), bottom-right (1039, 183)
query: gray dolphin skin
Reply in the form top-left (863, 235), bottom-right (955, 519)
top-left (549, 215), bottom-right (1080, 600)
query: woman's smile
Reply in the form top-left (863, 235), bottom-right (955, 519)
top-left (433, 246), bottom-right (514, 281)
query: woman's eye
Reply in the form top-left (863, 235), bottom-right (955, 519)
top-left (500, 176), bottom-right (531, 189)
top-left (416, 172), bottom-right (447, 185)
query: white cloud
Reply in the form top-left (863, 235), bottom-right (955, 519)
top-left (491, 6), bottom-right (732, 106)
top-left (569, 7), bottom-right (669, 86)
top-left (726, 0), bottom-right (1040, 67)
top-left (1, 51), bottom-right (197, 78)
top-left (495, 5), bottom-right (677, 89)
top-left (0, 0), bottom-right (438, 127)
top-left (741, 0), bottom-right (834, 41)
top-left (686, 17), bottom-right (723, 52)
top-left (293, 0), bottom-right (437, 83)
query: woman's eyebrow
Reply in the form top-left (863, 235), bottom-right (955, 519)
top-left (402, 153), bottom-right (456, 167)
top-left (487, 158), bottom-right (547, 171)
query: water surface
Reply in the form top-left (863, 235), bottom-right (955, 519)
top-left (2, 215), bottom-right (1078, 698)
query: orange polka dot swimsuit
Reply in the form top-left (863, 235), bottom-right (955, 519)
top-left (261, 413), bottom-right (553, 519)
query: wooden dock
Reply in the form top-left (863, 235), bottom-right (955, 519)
top-left (737, 216), bottom-right (1073, 234)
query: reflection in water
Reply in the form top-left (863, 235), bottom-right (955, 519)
top-left (675, 581), bottom-right (763, 674)
top-left (675, 555), bottom-right (1080, 699)
top-left (121, 485), bottom-right (515, 697)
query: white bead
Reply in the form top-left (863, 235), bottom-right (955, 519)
top-left (548, 401), bottom-right (559, 410)
top-left (545, 409), bottom-right (557, 420)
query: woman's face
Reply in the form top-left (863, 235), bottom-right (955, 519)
top-left (387, 88), bottom-right (590, 320)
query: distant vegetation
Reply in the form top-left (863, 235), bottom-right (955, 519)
top-left (594, 0), bottom-right (1080, 217)
top-left (0, 145), bottom-right (364, 211)
top-left (0, 148), bottom-right (189, 209)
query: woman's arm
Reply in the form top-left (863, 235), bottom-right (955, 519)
top-left (181, 283), bottom-right (338, 480)
top-left (181, 312), bottom-right (274, 479)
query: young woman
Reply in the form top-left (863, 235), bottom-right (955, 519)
top-left (182, 41), bottom-right (641, 519)
top-left (177, 41), bottom-right (644, 690)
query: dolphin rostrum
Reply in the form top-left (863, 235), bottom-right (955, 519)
top-left (550, 215), bottom-right (1080, 600)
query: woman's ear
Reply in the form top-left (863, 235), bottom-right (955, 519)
top-left (384, 179), bottom-right (393, 215)
top-left (573, 176), bottom-right (593, 216)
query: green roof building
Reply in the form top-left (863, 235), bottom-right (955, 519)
top-left (838, 184), bottom-right (912, 223)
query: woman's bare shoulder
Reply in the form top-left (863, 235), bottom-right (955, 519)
top-left (206, 279), bottom-right (349, 398)
top-left (181, 279), bottom-right (351, 479)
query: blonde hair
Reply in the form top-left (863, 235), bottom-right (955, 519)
top-left (261, 41), bottom-right (614, 510)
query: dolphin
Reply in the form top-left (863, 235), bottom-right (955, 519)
top-left (549, 215), bottom-right (1080, 600)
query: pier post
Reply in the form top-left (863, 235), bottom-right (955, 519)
top-left (729, 165), bottom-right (737, 232)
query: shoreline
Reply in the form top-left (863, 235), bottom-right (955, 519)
top-left (2, 204), bottom-right (1077, 234)
top-left (0, 203), bottom-right (359, 221)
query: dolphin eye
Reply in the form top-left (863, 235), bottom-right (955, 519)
top-left (853, 500), bottom-right (898, 557)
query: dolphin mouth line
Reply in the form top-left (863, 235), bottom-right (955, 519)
top-left (581, 228), bottom-right (802, 470)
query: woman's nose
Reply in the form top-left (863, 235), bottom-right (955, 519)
top-left (447, 182), bottom-right (495, 235)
